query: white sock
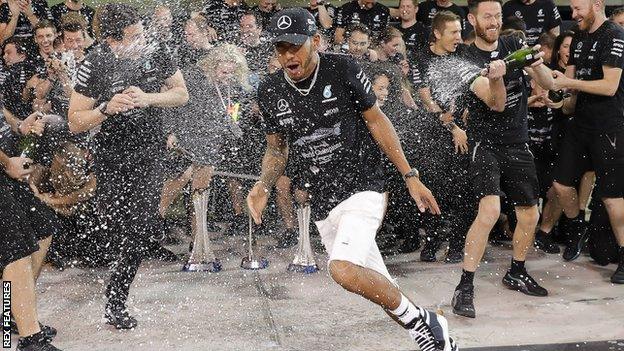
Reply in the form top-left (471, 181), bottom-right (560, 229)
top-left (389, 294), bottom-right (425, 327)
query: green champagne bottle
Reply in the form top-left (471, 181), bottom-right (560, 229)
top-left (18, 133), bottom-right (38, 160)
top-left (466, 47), bottom-right (541, 84)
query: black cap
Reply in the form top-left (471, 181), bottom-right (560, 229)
top-left (268, 8), bottom-right (318, 45)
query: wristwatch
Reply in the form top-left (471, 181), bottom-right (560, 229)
top-left (403, 168), bottom-right (420, 180)
top-left (97, 101), bottom-right (112, 118)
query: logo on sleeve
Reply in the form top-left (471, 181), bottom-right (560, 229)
top-left (612, 39), bottom-right (624, 58)
top-left (356, 69), bottom-right (372, 93)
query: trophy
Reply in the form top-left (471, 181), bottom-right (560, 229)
top-left (182, 189), bottom-right (222, 272)
top-left (241, 215), bottom-right (269, 270)
top-left (287, 205), bottom-right (318, 273)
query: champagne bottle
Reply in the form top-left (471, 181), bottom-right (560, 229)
top-left (18, 133), bottom-right (38, 160)
top-left (465, 47), bottom-right (541, 85)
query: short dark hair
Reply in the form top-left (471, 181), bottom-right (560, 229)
top-left (610, 6), bottom-right (624, 19)
top-left (502, 15), bottom-right (526, 32)
top-left (2, 36), bottom-right (28, 56)
top-left (468, 0), bottom-right (502, 14)
top-left (346, 23), bottom-right (371, 39)
top-left (431, 10), bottom-right (461, 41)
top-left (60, 22), bottom-right (85, 41)
top-left (538, 31), bottom-right (556, 48)
top-left (34, 19), bottom-right (57, 34)
top-left (98, 3), bottom-right (141, 41)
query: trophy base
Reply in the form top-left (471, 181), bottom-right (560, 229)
top-left (240, 257), bottom-right (269, 270)
top-left (287, 263), bottom-right (319, 274)
top-left (182, 260), bottom-right (222, 273)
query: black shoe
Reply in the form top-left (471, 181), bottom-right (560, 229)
top-left (276, 228), bottom-right (298, 248)
top-left (562, 220), bottom-right (588, 261)
top-left (10, 320), bottom-right (56, 342)
top-left (420, 237), bottom-right (440, 262)
top-left (16, 332), bottom-right (62, 351)
top-left (451, 284), bottom-right (475, 318)
top-left (105, 309), bottom-right (138, 330)
top-left (396, 232), bottom-right (421, 254)
top-left (534, 230), bottom-right (561, 254)
top-left (611, 260), bottom-right (624, 284)
top-left (502, 270), bottom-right (548, 297)
top-left (444, 248), bottom-right (463, 264)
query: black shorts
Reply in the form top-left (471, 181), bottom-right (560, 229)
top-left (0, 176), bottom-right (40, 268)
top-left (553, 125), bottom-right (624, 199)
top-left (530, 142), bottom-right (555, 198)
top-left (470, 142), bottom-right (539, 207)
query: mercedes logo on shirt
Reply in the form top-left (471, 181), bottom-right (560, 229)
top-left (277, 99), bottom-right (290, 111)
top-left (277, 15), bottom-right (292, 30)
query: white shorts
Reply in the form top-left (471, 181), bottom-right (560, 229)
top-left (314, 191), bottom-right (396, 285)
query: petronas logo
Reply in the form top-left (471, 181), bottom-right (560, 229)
top-left (323, 85), bottom-right (332, 98)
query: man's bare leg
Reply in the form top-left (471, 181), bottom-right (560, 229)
top-left (603, 197), bottom-right (624, 283)
top-left (31, 236), bottom-right (52, 280)
top-left (159, 166), bottom-right (193, 217)
top-left (3, 256), bottom-right (40, 337)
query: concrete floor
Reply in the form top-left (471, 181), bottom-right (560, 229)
top-left (9, 233), bottom-right (624, 351)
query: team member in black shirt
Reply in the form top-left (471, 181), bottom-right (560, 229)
top-left (251, 0), bottom-right (279, 29)
top-left (417, 0), bottom-right (467, 34)
top-left (49, 0), bottom-right (94, 37)
top-left (0, 0), bottom-right (52, 42)
top-left (201, 0), bottom-right (250, 42)
top-left (394, 0), bottom-right (429, 53)
top-left (307, 0), bottom-right (334, 34)
top-left (334, 0), bottom-right (390, 44)
top-left (502, 0), bottom-right (561, 46)
top-left (68, 3), bottom-right (189, 329)
top-left (410, 11), bottom-right (473, 263)
top-left (248, 8), bottom-right (458, 351)
top-left (451, 0), bottom-right (555, 319)
top-left (551, 0), bottom-right (624, 284)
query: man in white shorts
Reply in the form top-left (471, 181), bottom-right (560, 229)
top-left (247, 7), bottom-right (464, 351)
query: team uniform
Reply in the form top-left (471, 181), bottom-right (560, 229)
top-left (74, 42), bottom-right (178, 313)
top-left (394, 21), bottom-right (429, 53)
top-left (417, 0), bottom-right (467, 35)
top-left (410, 45), bottom-right (473, 257)
top-left (0, 0), bottom-right (53, 40)
top-left (502, 0), bottom-right (561, 46)
top-left (462, 36), bottom-right (540, 206)
top-left (49, 2), bottom-right (95, 36)
top-left (201, 0), bottom-right (250, 42)
top-left (335, 0), bottom-right (390, 41)
top-left (259, 52), bottom-right (393, 281)
top-left (553, 21), bottom-right (624, 199)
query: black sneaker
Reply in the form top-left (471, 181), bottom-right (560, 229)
top-left (10, 320), bottom-right (57, 342)
top-left (451, 284), bottom-right (476, 318)
top-left (407, 308), bottom-right (459, 351)
top-left (16, 332), bottom-right (62, 351)
top-left (420, 237), bottom-right (440, 262)
top-left (534, 230), bottom-right (561, 254)
top-left (105, 309), bottom-right (138, 330)
top-left (562, 220), bottom-right (588, 261)
top-left (444, 247), bottom-right (463, 264)
top-left (276, 228), bottom-right (298, 248)
top-left (502, 270), bottom-right (548, 296)
top-left (611, 260), bottom-right (624, 284)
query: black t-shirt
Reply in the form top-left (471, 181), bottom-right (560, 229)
top-left (0, 0), bottom-right (53, 39)
top-left (74, 43), bottom-right (177, 165)
top-left (527, 106), bottom-right (553, 147)
top-left (49, 3), bottom-right (95, 37)
top-left (462, 36), bottom-right (530, 145)
top-left (259, 53), bottom-right (384, 216)
top-left (502, 0), bottom-right (561, 46)
top-left (417, 0), bottom-right (466, 31)
top-left (176, 43), bottom-right (210, 70)
top-left (2, 61), bottom-right (36, 119)
top-left (335, 1), bottom-right (390, 39)
top-left (240, 40), bottom-right (272, 81)
top-left (394, 21), bottom-right (429, 53)
top-left (568, 21), bottom-right (624, 132)
top-left (201, 0), bottom-right (250, 42)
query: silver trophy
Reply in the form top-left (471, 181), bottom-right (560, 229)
top-left (287, 205), bottom-right (318, 273)
top-left (182, 189), bottom-right (222, 272)
top-left (241, 216), bottom-right (269, 270)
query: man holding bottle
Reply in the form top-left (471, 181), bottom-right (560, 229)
top-left (451, 0), bottom-right (554, 319)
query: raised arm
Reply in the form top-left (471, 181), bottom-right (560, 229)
top-left (470, 59), bottom-right (507, 112)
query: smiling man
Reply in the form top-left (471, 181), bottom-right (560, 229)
top-left (551, 0), bottom-right (624, 284)
top-left (247, 7), bottom-right (457, 351)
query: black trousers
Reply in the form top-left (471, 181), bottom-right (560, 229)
top-left (95, 148), bottom-right (164, 311)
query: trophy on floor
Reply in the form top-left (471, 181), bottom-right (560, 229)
top-left (287, 205), bottom-right (318, 273)
top-left (182, 189), bottom-right (222, 272)
top-left (241, 215), bottom-right (269, 270)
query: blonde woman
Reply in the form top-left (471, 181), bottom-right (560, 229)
top-left (161, 44), bottom-right (258, 249)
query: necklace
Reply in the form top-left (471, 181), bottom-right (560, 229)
top-left (283, 56), bottom-right (321, 96)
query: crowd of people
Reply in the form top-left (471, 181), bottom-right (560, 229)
top-left (1, 0), bottom-right (623, 349)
